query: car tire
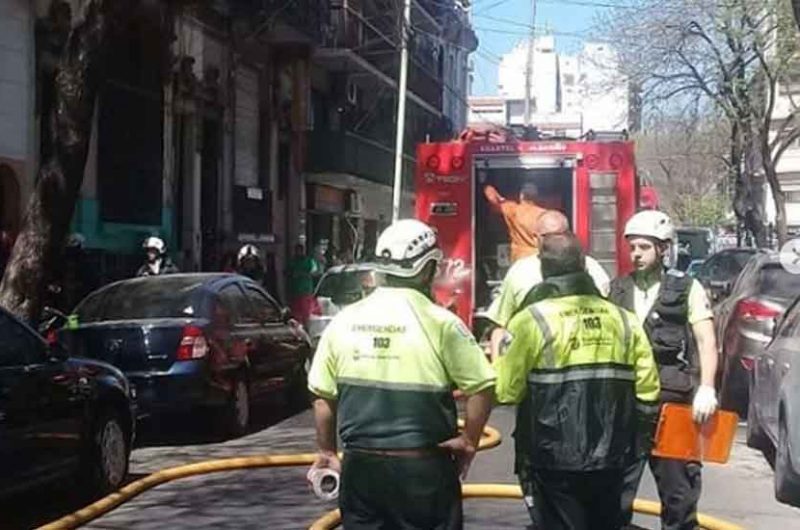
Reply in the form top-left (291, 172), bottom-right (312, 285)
top-left (223, 378), bottom-right (250, 437)
top-left (775, 411), bottom-right (800, 506)
top-left (81, 409), bottom-right (130, 496)
top-left (288, 358), bottom-right (310, 410)
top-left (746, 377), bottom-right (769, 452)
top-left (720, 359), bottom-right (748, 418)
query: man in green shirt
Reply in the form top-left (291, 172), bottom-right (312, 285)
top-left (288, 243), bottom-right (321, 325)
top-left (307, 219), bottom-right (495, 530)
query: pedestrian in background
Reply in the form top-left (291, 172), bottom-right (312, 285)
top-left (287, 243), bottom-right (321, 325)
top-left (494, 232), bottom-right (660, 530)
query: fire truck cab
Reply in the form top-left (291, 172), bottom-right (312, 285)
top-left (415, 129), bottom-right (639, 328)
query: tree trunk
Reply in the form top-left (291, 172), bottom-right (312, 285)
top-left (0, 1), bottom-right (124, 322)
top-left (763, 161), bottom-right (789, 247)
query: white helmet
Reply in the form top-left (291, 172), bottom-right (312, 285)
top-left (624, 210), bottom-right (675, 242)
top-left (238, 244), bottom-right (259, 262)
top-left (374, 219), bottom-right (443, 278)
top-left (143, 236), bottom-right (166, 254)
top-left (66, 233), bottom-right (85, 249)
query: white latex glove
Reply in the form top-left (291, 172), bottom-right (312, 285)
top-left (692, 385), bottom-right (718, 424)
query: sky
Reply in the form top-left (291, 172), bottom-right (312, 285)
top-left (470, 0), bottom-right (611, 95)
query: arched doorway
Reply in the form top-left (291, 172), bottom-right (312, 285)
top-left (0, 164), bottom-right (21, 235)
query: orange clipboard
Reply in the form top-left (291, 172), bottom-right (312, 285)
top-left (651, 403), bottom-right (739, 464)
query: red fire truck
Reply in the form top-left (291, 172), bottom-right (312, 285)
top-left (415, 128), bottom-right (640, 328)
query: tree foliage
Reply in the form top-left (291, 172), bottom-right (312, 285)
top-left (635, 106), bottom-right (731, 225)
top-left (599, 0), bottom-right (800, 245)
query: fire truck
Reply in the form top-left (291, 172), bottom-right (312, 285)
top-left (415, 128), bottom-right (640, 328)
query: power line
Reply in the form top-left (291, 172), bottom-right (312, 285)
top-left (473, 0), bottom-right (515, 16)
top-left (537, 0), bottom-right (636, 8)
top-left (474, 25), bottom-right (593, 40)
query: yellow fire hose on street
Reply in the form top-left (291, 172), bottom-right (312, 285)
top-left (37, 422), bottom-right (743, 530)
top-left (38, 424), bottom-right (500, 530)
top-left (308, 484), bottom-right (745, 530)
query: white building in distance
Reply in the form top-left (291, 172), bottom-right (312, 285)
top-left (469, 36), bottom-right (634, 136)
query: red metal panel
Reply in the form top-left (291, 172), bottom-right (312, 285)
top-left (415, 142), bottom-right (474, 326)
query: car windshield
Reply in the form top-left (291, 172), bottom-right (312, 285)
top-left (316, 270), bottom-right (378, 305)
top-left (75, 277), bottom-right (205, 323)
top-left (757, 264), bottom-right (800, 299)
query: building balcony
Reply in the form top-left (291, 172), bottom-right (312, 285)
top-left (230, 0), bottom-right (327, 44)
top-left (316, 6), bottom-right (444, 114)
top-left (306, 130), bottom-right (414, 187)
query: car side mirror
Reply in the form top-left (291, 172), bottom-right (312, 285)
top-left (280, 307), bottom-right (292, 323)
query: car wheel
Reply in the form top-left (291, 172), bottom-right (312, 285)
top-left (719, 359), bottom-right (748, 418)
top-left (775, 412), bottom-right (800, 506)
top-left (82, 410), bottom-right (130, 495)
top-left (288, 358), bottom-right (310, 410)
top-left (223, 378), bottom-right (250, 437)
top-left (746, 378), bottom-right (769, 452)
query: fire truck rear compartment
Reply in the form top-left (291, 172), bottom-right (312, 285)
top-left (474, 164), bottom-right (574, 309)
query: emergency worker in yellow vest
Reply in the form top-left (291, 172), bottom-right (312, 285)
top-left (307, 219), bottom-right (495, 530)
top-left (610, 211), bottom-right (719, 530)
top-left (495, 233), bottom-right (660, 530)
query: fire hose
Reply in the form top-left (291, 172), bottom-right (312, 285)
top-left (37, 423), bottom-right (500, 530)
top-left (37, 422), bottom-right (743, 530)
top-left (308, 485), bottom-right (745, 530)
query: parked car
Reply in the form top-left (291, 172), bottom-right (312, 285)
top-left (714, 251), bottom-right (800, 416)
top-left (63, 274), bottom-right (312, 436)
top-left (306, 264), bottom-right (383, 344)
top-left (748, 295), bottom-right (800, 507)
top-left (696, 247), bottom-right (759, 302)
top-left (0, 306), bottom-right (134, 498)
top-left (686, 259), bottom-right (705, 278)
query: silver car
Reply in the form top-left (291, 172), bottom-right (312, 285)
top-left (306, 264), bottom-right (384, 344)
top-left (748, 296), bottom-right (800, 507)
top-left (714, 251), bottom-right (800, 417)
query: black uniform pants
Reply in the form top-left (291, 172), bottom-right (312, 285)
top-left (340, 450), bottom-right (463, 530)
top-left (621, 455), bottom-right (702, 530)
top-left (527, 468), bottom-right (625, 530)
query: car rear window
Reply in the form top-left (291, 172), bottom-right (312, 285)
top-left (316, 270), bottom-right (379, 302)
top-left (75, 277), bottom-right (204, 323)
top-left (757, 265), bottom-right (800, 298)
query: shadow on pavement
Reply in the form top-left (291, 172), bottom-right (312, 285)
top-left (3, 398), bottom-right (311, 530)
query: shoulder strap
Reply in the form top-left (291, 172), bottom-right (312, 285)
top-left (608, 274), bottom-right (635, 312)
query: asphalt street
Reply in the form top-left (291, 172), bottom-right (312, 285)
top-left (5, 404), bottom-right (800, 529)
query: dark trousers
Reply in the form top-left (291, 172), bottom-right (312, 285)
top-left (621, 456), bottom-right (702, 530)
top-left (527, 468), bottom-right (625, 530)
top-left (340, 450), bottom-right (463, 530)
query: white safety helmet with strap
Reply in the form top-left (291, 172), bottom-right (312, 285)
top-left (143, 236), bottom-right (166, 255)
top-left (374, 219), bottom-right (443, 278)
top-left (624, 210), bottom-right (675, 243)
top-left (238, 244), bottom-right (259, 262)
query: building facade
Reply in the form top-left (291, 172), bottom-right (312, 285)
top-left (3, 0), bottom-right (476, 302)
top-left (0, 0), bottom-right (35, 242)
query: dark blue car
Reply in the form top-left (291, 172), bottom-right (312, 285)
top-left (63, 274), bottom-right (312, 435)
top-left (0, 307), bottom-right (134, 498)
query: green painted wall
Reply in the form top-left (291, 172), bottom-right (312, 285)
top-left (71, 198), bottom-right (175, 255)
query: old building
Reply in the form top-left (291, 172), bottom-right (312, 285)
top-left (6, 0), bottom-right (476, 302)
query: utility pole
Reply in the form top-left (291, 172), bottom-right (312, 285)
top-left (523, 0), bottom-right (537, 126)
top-left (392, 0), bottom-right (412, 222)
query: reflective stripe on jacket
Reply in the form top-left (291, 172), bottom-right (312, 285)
top-left (495, 294), bottom-right (660, 471)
